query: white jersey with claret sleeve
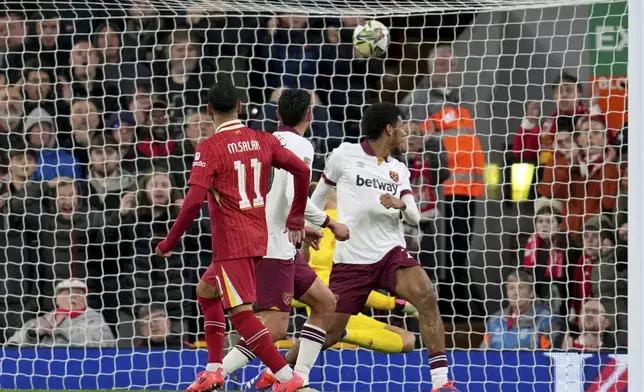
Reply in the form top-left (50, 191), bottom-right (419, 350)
top-left (322, 142), bottom-right (413, 265)
top-left (265, 130), bottom-right (315, 260)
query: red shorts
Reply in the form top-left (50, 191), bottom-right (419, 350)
top-left (201, 257), bottom-right (260, 310)
top-left (255, 252), bottom-right (318, 312)
top-left (328, 246), bottom-right (420, 315)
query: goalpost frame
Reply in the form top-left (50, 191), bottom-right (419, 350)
top-left (628, 0), bottom-right (638, 389)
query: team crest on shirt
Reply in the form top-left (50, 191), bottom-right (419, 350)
top-left (389, 170), bottom-right (399, 182)
top-left (283, 292), bottom-right (293, 306)
top-left (333, 294), bottom-right (339, 303)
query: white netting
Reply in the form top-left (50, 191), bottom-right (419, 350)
top-left (0, 0), bottom-right (629, 390)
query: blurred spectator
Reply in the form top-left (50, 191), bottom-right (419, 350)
top-left (122, 0), bottom-right (172, 64)
top-left (179, 110), bottom-right (214, 187)
top-left (185, 8), bottom-right (260, 102)
top-left (480, 269), bottom-right (560, 350)
top-left (513, 73), bottom-right (599, 163)
top-left (7, 279), bottom-right (114, 347)
top-left (136, 100), bottom-right (183, 173)
top-left (518, 198), bottom-right (569, 314)
top-left (128, 79), bottom-right (154, 127)
top-left (85, 134), bottom-right (136, 212)
top-left (105, 111), bottom-right (140, 174)
top-left (135, 304), bottom-right (190, 348)
top-left (538, 115), bottom-right (619, 241)
top-left (399, 45), bottom-right (460, 123)
top-left (562, 299), bottom-right (609, 351)
top-left (0, 144), bottom-right (42, 342)
top-left (35, 179), bottom-right (106, 312)
top-left (420, 106), bottom-right (483, 317)
top-left (573, 215), bottom-right (627, 349)
top-left (0, 11), bottom-right (27, 84)
top-left (119, 170), bottom-right (199, 328)
top-left (59, 38), bottom-right (121, 112)
top-left (94, 22), bottom-right (151, 98)
top-left (260, 14), bottom-right (325, 92)
top-left (26, 107), bottom-right (82, 181)
top-left (0, 84), bottom-right (24, 146)
top-left (6, 10), bottom-right (68, 86)
top-left (404, 122), bottom-right (449, 276)
top-left (615, 154), bottom-right (627, 244)
top-left (61, 98), bottom-right (102, 171)
top-left (20, 61), bottom-right (64, 118)
top-left (318, 17), bottom-right (384, 140)
top-left (152, 29), bottom-right (213, 124)
top-left (27, 11), bottom-right (68, 72)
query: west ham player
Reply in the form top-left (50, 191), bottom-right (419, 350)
top-left (156, 82), bottom-right (310, 392)
top-left (283, 103), bottom-right (458, 392)
top-left (224, 89), bottom-right (350, 391)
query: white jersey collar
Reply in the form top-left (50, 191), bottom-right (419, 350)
top-left (215, 120), bottom-right (245, 134)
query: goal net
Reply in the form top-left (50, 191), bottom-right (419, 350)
top-left (0, 0), bottom-right (629, 390)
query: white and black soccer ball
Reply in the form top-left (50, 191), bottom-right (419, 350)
top-left (353, 20), bottom-right (390, 57)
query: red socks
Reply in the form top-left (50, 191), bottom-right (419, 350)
top-left (198, 296), bottom-right (226, 364)
top-left (229, 310), bottom-right (288, 373)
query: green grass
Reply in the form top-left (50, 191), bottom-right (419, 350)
top-left (0, 391), bottom-right (244, 392)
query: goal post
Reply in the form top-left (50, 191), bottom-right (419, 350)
top-left (0, 0), bottom-right (631, 391)
top-left (627, 0), bottom-right (639, 391)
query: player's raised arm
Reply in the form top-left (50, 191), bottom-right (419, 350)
top-left (271, 142), bottom-right (310, 233)
top-left (156, 185), bottom-right (207, 256)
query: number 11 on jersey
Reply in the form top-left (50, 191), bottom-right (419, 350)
top-left (234, 158), bottom-right (264, 209)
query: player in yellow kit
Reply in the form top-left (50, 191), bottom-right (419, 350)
top-left (295, 183), bottom-right (417, 354)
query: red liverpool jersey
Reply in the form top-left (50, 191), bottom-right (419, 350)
top-left (188, 120), bottom-right (309, 261)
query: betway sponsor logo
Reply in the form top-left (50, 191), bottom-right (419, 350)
top-left (356, 174), bottom-right (398, 194)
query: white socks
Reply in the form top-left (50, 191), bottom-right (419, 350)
top-left (294, 323), bottom-right (327, 385)
top-left (273, 365), bottom-right (294, 383)
top-left (222, 341), bottom-right (256, 376)
top-left (430, 367), bottom-right (449, 390)
top-left (205, 362), bottom-right (222, 372)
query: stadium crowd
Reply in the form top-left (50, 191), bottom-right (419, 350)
top-left (0, 5), bottom-right (628, 352)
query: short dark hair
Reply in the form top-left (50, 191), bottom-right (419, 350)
top-left (32, 10), bottom-right (59, 21)
top-left (361, 102), bottom-right (402, 141)
top-left (278, 89), bottom-right (311, 127)
top-left (552, 72), bottom-right (582, 92)
top-left (207, 82), bottom-right (239, 114)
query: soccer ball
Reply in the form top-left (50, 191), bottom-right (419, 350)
top-left (353, 20), bottom-right (390, 57)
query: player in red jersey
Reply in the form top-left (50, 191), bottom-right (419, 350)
top-left (156, 82), bottom-right (310, 392)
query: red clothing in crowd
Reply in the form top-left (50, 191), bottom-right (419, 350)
top-left (513, 102), bottom-right (588, 161)
top-left (409, 154), bottom-right (437, 216)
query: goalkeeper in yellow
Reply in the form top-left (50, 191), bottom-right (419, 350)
top-left (293, 182), bottom-right (418, 354)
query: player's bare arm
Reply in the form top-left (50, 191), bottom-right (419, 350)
top-left (156, 184), bottom-right (208, 257)
top-left (303, 226), bottom-right (324, 251)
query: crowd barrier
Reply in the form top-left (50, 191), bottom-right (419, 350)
top-left (0, 348), bottom-right (628, 391)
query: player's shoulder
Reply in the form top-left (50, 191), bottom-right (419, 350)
top-left (329, 142), bottom-right (357, 156)
top-left (389, 156), bottom-right (412, 178)
top-left (275, 131), bottom-right (313, 152)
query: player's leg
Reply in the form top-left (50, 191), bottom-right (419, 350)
top-left (284, 262), bottom-right (374, 365)
top-left (343, 313), bottom-right (416, 353)
top-left (216, 258), bottom-right (303, 391)
top-left (392, 264), bottom-right (455, 391)
top-left (222, 258), bottom-right (293, 379)
top-left (291, 253), bottom-right (336, 384)
top-left (186, 268), bottom-right (228, 392)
